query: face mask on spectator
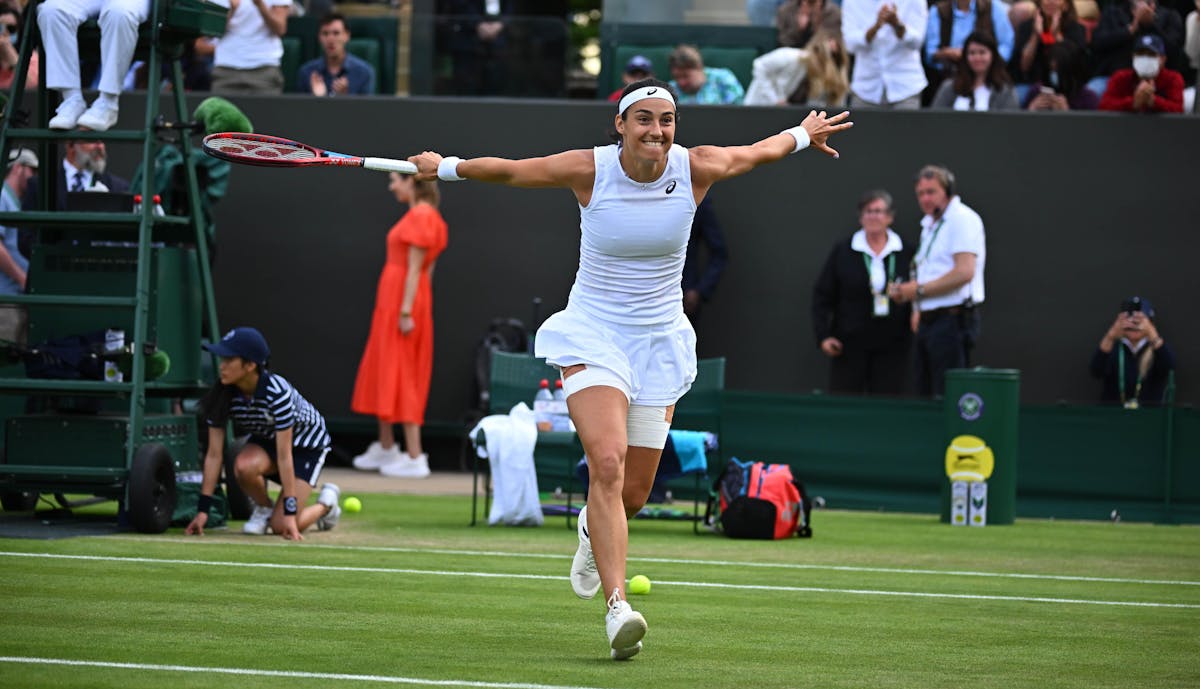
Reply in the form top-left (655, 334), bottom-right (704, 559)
top-left (1132, 55), bottom-right (1161, 78)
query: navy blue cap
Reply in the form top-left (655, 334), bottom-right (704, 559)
top-left (1134, 34), bottom-right (1166, 56)
top-left (1121, 296), bottom-right (1156, 319)
top-left (625, 55), bottom-right (653, 75)
top-left (203, 327), bottom-right (270, 366)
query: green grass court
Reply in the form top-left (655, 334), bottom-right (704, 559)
top-left (2, 493), bottom-right (1198, 689)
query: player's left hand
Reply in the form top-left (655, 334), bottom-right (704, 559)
top-left (800, 110), bottom-right (853, 159)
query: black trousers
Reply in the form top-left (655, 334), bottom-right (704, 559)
top-left (828, 341), bottom-right (912, 396)
top-left (915, 308), bottom-right (981, 397)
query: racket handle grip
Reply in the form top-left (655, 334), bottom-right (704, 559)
top-left (362, 157), bottom-right (418, 175)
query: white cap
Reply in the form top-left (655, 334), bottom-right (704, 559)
top-left (8, 147), bottom-right (38, 169)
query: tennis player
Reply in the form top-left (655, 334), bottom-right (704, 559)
top-left (185, 327), bottom-right (340, 540)
top-left (410, 79), bottom-right (851, 660)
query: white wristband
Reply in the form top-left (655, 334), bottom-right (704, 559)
top-left (782, 126), bottom-right (810, 153)
top-left (437, 156), bottom-right (465, 182)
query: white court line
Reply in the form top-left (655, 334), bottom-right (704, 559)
top-left (107, 535), bottom-right (1200, 587)
top-left (4, 551), bottom-right (1198, 609)
top-left (0, 656), bottom-right (614, 689)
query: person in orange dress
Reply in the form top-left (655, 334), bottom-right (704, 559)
top-left (350, 172), bottom-right (448, 478)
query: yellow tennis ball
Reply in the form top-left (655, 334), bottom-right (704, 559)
top-left (343, 496), bottom-right (362, 513)
top-left (628, 574), bottom-right (651, 595)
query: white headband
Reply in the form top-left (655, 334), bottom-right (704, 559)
top-left (617, 86), bottom-right (676, 115)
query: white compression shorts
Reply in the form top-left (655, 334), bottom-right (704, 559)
top-left (560, 366), bottom-right (670, 449)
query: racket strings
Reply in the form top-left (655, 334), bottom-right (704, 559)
top-left (207, 139), bottom-right (318, 161)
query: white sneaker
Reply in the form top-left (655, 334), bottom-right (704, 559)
top-left (352, 441), bottom-right (389, 470)
top-left (317, 504), bottom-right (341, 531)
top-left (380, 452), bottom-right (431, 479)
top-left (605, 590), bottom-right (646, 660)
top-left (48, 96), bottom-right (88, 130)
top-left (243, 503), bottom-right (273, 535)
top-left (570, 505), bottom-right (600, 599)
top-left (76, 100), bottom-right (119, 131)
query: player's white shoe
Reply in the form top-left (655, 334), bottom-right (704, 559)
top-left (606, 589), bottom-right (647, 660)
top-left (242, 503), bottom-right (273, 535)
top-left (571, 505), bottom-right (600, 599)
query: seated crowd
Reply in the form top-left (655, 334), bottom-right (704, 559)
top-left (5, 0), bottom-right (1195, 134)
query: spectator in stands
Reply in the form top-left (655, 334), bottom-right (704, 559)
top-left (438, 0), bottom-right (512, 96)
top-left (0, 4), bottom-right (37, 92)
top-left (681, 197), bottom-right (728, 324)
top-left (925, 0), bottom-right (1016, 90)
top-left (38, 0), bottom-right (149, 131)
top-left (1010, 0), bottom-right (1089, 88)
top-left (812, 189), bottom-right (914, 396)
top-left (888, 165), bottom-right (986, 397)
top-left (930, 31), bottom-right (1021, 109)
top-left (745, 31), bottom-right (850, 106)
top-left (777, 0), bottom-right (843, 49)
top-left (211, 0), bottom-right (291, 94)
top-left (1093, 0), bottom-right (1184, 80)
top-left (297, 13), bottom-right (376, 96)
top-left (668, 44), bottom-right (746, 105)
top-left (607, 54), bottom-right (654, 102)
top-left (24, 138), bottom-right (129, 211)
top-left (843, 0), bottom-right (929, 109)
top-left (1099, 32), bottom-right (1185, 110)
top-left (1024, 40), bottom-right (1102, 109)
top-left (0, 148), bottom-right (35, 345)
top-left (748, 0), bottom-right (788, 26)
top-left (1090, 296), bottom-right (1176, 407)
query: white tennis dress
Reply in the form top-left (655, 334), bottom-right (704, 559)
top-left (534, 143), bottom-right (699, 406)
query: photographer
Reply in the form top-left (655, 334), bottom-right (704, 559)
top-left (1090, 297), bottom-right (1176, 408)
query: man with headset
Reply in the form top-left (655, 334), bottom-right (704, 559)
top-left (888, 164), bottom-right (986, 396)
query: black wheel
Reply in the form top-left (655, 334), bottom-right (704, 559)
top-left (128, 443), bottom-right (176, 533)
top-left (0, 491), bottom-right (38, 511)
top-left (223, 438), bottom-right (253, 521)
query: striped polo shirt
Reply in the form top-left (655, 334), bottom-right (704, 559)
top-left (206, 371), bottom-right (331, 450)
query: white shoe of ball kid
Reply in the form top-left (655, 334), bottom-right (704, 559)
top-left (606, 589), bottom-right (646, 660)
top-left (570, 505), bottom-right (600, 599)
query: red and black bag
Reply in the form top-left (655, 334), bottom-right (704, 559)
top-left (709, 458), bottom-right (812, 539)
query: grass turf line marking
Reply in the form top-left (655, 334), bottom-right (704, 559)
top-left (4, 551), bottom-right (1198, 609)
top-left (0, 656), bottom-right (614, 689)
top-left (107, 536), bottom-right (1200, 587)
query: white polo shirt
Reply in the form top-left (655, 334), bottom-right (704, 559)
top-left (914, 195), bottom-right (985, 311)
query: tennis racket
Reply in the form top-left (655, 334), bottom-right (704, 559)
top-left (202, 132), bottom-right (418, 175)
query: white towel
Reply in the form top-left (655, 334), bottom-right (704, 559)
top-left (469, 403), bottom-right (543, 526)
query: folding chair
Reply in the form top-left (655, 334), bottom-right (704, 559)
top-left (666, 357), bottom-right (725, 533)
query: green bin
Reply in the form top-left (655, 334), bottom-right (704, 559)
top-left (941, 368), bottom-right (1020, 525)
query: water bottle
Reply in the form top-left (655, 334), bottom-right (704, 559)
top-left (132, 194), bottom-right (142, 215)
top-left (533, 378), bottom-right (553, 431)
top-left (552, 379), bottom-right (570, 431)
top-left (151, 194), bottom-right (166, 217)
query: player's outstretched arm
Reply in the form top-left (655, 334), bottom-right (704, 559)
top-left (409, 149), bottom-right (594, 190)
top-left (691, 110), bottom-right (853, 189)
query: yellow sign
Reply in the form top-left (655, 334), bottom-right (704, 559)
top-left (944, 435), bottom-right (995, 482)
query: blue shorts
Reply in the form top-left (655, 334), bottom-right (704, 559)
top-left (246, 436), bottom-right (331, 487)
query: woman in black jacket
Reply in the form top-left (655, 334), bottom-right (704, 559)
top-left (811, 190), bottom-right (915, 396)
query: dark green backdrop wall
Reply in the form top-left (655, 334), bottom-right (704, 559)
top-left (107, 96), bottom-right (1197, 425)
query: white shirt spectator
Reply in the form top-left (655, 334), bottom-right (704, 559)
top-left (214, 0), bottom-right (292, 70)
top-left (914, 195), bottom-right (985, 310)
top-left (843, 0), bottom-right (928, 103)
top-left (1185, 11), bottom-right (1199, 71)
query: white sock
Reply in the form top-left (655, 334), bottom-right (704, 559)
top-left (96, 92), bottom-right (119, 108)
top-left (60, 89), bottom-right (84, 105)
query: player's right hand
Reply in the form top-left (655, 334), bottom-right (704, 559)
top-left (408, 151), bottom-right (444, 182)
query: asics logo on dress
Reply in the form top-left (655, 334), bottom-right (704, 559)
top-left (665, 180), bottom-right (676, 194)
